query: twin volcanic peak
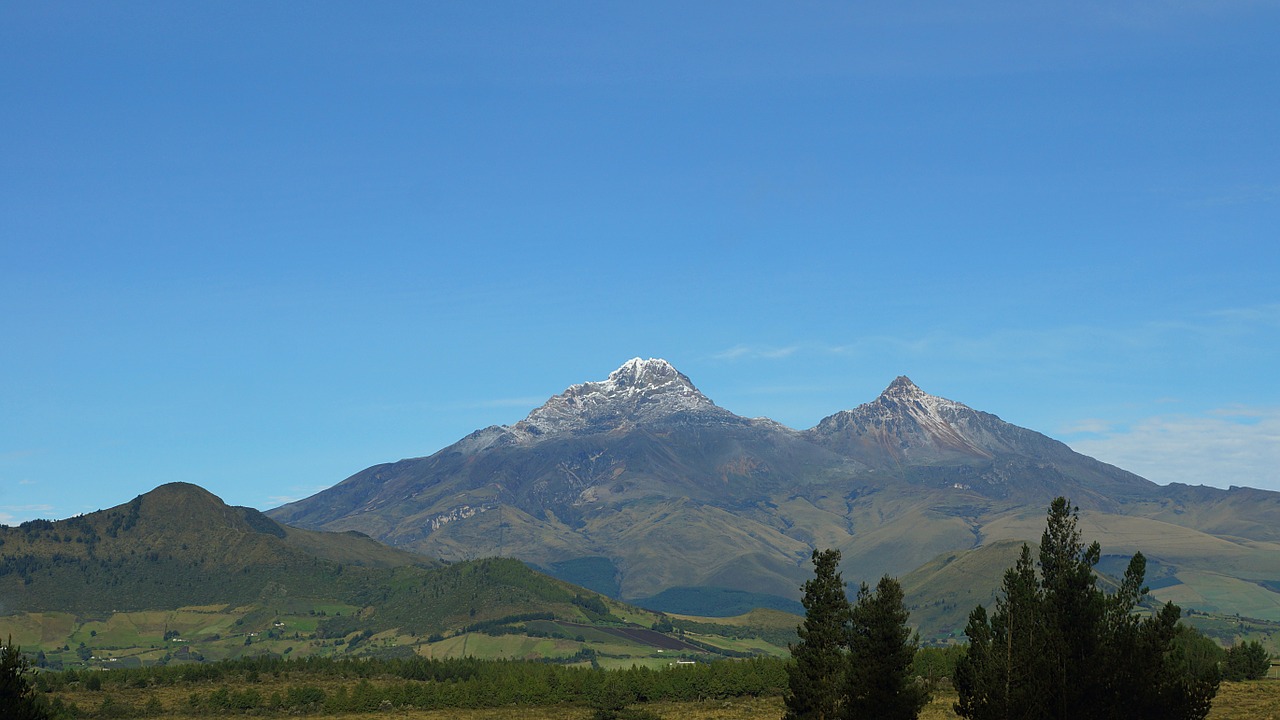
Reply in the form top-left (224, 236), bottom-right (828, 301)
top-left (337, 358), bottom-right (1042, 474)
top-left (269, 356), bottom-right (1246, 614)
top-left (508, 359), bottom-right (996, 452)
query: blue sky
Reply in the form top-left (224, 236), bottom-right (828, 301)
top-left (3, 2), bottom-right (1278, 523)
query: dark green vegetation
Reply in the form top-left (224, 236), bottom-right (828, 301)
top-left (20, 653), bottom-right (788, 718)
top-left (785, 550), bottom-right (927, 720)
top-left (0, 484), bottom-right (793, 670)
top-left (0, 483), bottom-right (438, 615)
top-left (265, 365), bottom-right (1280, 638)
top-left (1223, 640), bottom-right (1271, 681)
top-left (2, 636), bottom-right (49, 720)
top-left (954, 498), bottom-right (1221, 720)
top-left (843, 577), bottom-right (929, 720)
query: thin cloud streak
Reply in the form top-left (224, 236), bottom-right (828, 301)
top-left (266, 496), bottom-right (306, 506)
top-left (0, 504), bottom-right (55, 525)
top-left (1069, 407), bottom-right (1280, 492)
top-left (712, 345), bottom-right (800, 361)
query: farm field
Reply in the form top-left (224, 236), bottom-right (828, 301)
top-left (37, 680), bottom-right (1280, 719)
top-left (1, 601), bottom-right (793, 672)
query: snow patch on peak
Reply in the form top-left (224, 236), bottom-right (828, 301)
top-left (874, 376), bottom-right (966, 416)
top-left (806, 376), bottom-right (1013, 463)
top-left (812, 377), bottom-right (974, 441)
top-left (607, 357), bottom-right (684, 389)
top-left (509, 358), bottom-right (733, 442)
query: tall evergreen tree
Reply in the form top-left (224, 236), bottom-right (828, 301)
top-left (953, 545), bottom-right (1044, 720)
top-left (1098, 550), bottom-right (1151, 718)
top-left (784, 549), bottom-right (850, 720)
top-left (953, 605), bottom-right (994, 720)
top-left (1037, 497), bottom-right (1104, 718)
top-left (1, 636), bottom-right (49, 720)
top-left (842, 576), bottom-right (928, 720)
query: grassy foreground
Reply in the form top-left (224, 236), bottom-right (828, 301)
top-left (41, 681), bottom-right (1280, 719)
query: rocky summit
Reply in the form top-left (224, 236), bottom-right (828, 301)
top-left (511, 357), bottom-right (738, 440)
top-left (269, 359), bottom-right (1280, 636)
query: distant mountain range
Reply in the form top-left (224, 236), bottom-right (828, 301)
top-left (269, 359), bottom-right (1280, 635)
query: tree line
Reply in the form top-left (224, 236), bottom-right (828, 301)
top-left (3, 650), bottom-right (790, 718)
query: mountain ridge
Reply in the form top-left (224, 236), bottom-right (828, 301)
top-left (268, 359), bottom-right (1280, 635)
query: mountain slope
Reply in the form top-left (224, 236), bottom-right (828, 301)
top-left (268, 359), bottom-right (1280, 630)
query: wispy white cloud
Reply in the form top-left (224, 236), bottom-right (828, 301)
top-left (730, 383), bottom-right (837, 396)
top-left (0, 504), bottom-right (56, 525)
top-left (265, 496), bottom-right (304, 507)
top-left (1068, 407), bottom-right (1280, 492)
top-left (263, 486), bottom-right (331, 508)
top-left (712, 344), bottom-right (799, 361)
top-left (18, 479), bottom-right (36, 485)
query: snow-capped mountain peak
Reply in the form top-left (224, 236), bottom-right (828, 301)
top-left (604, 357), bottom-right (690, 392)
top-left (509, 358), bottom-right (733, 441)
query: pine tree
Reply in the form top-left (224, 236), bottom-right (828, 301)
top-left (1099, 550), bottom-right (1152, 718)
top-left (1037, 497), bottom-right (1104, 719)
top-left (842, 576), bottom-right (928, 720)
top-left (953, 545), bottom-right (1044, 720)
top-left (953, 605), bottom-right (994, 720)
top-left (1, 636), bottom-right (49, 720)
top-left (955, 498), bottom-right (1218, 720)
top-left (785, 549), bottom-right (850, 720)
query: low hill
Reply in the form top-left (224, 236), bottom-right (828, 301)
top-left (0, 482), bottom-right (437, 614)
top-left (0, 483), bottom-right (791, 668)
